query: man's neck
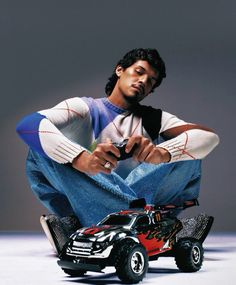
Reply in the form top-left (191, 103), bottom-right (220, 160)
top-left (108, 86), bottom-right (137, 110)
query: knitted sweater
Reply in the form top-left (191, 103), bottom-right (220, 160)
top-left (16, 97), bottom-right (189, 178)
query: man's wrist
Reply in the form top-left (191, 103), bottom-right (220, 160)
top-left (156, 147), bottom-right (171, 163)
top-left (72, 150), bottom-right (88, 169)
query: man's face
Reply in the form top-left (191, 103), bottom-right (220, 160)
top-left (116, 60), bottom-right (159, 104)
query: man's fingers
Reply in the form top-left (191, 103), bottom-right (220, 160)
top-left (143, 149), bottom-right (157, 163)
top-left (93, 147), bottom-right (119, 168)
top-left (106, 144), bottom-right (120, 158)
top-left (126, 136), bottom-right (141, 153)
top-left (91, 164), bottom-right (112, 175)
top-left (136, 144), bottom-right (154, 162)
top-left (97, 142), bottom-right (120, 158)
top-left (95, 156), bottom-right (108, 167)
top-left (92, 153), bottom-right (116, 169)
top-left (102, 152), bottom-right (118, 168)
top-left (130, 137), bottom-right (151, 160)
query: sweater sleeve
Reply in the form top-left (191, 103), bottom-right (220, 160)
top-left (157, 129), bottom-right (220, 162)
top-left (160, 111), bottom-right (190, 133)
top-left (16, 97), bottom-right (89, 163)
top-left (158, 111), bottom-right (220, 162)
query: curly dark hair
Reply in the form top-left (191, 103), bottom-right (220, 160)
top-left (105, 48), bottom-right (166, 96)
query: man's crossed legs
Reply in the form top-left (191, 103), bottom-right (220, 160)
top-left (26, 149), bottom-right (202, 254)
top-left (26, 149), bottom-right (201, 226)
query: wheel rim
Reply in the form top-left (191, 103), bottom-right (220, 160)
top-left (192, 245), bottom-right (201, 264)
top-left (130, 251), bottom-right (145, 274)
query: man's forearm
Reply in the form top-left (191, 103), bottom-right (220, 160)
top-left (157, 129), bottom-right (220, 162)
top-left (16, 113), bottom-right (86, 163)
top-left (16, 97), bottom-right (90, 164)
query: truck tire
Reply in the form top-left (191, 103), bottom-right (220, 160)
top-left (175, 238), bottom-right (203, 272)
top-left (115, 242), bottom-right (148, 283)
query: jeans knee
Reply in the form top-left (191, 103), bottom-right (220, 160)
top-left (175, 159), bottom-right (202, 178)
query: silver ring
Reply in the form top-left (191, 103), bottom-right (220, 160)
top-left (104, 161), bottom-right (111, 169)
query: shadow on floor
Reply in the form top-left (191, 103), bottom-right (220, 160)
top-left (148, 267), bottom-right (179, 274)
top-left (61, 267), bottom-right (180, 284)
top-left (63, 273), bottom-right (121, 284)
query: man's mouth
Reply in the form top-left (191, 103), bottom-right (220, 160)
top-left (131, 84), bottom-right (144, 95)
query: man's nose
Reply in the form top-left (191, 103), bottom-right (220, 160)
top-left (139, 74), bottom-right (148, 84)
top-left (138, 75), bottom-right (148, 87)
top-left (137, 78), bottom-right (147, 95)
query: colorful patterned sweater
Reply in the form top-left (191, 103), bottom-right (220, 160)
top-left (16, 97), bottom-right (190, 178)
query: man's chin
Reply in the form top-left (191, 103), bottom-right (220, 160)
top-left (123, 94), bottom-right (140, 105)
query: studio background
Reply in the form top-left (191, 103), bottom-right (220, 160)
top-left (1, 0), bottom-right (235, 232)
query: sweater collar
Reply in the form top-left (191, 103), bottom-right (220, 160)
top-left (102, 97), bottom-right (127, 114)
top-left (102, 97), bottom-right (141, 114)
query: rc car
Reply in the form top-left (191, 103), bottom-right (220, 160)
top-left (57, 199), bottom-right (213, 283)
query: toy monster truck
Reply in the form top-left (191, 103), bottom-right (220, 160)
top-left (57, 199), bottom-right (213, 284)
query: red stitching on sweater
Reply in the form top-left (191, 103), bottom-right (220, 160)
top-left (53, 108), bottom-right (83, 118)
top-left (64, 100), bottom-right (70, 123)
top-left (176, 147), bottom-right (196, 159)
top-left (173, 132), bottom-right (196, 159)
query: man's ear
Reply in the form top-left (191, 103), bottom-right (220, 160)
top-left (115, 65), bottom-right (123, 77)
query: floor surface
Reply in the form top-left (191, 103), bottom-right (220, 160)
top-left (0, 233), bottom-right (236, 285)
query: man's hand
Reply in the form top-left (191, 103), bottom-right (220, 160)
top-left (125, 135), bottom-right (170, 164)
top-left (72, 141), bottom-right (120, 175)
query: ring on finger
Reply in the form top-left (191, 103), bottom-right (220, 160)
top-left (104, 161), bottom-right (111, 169)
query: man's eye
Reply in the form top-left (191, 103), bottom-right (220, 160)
top-left (135, 70), bottom-right (142, 75)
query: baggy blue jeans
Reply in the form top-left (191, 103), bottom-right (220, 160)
top-left (26, 149), bottom-right (201, 227)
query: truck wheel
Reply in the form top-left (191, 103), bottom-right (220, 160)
top-left (62, 268), bottom-right (86, 277)
top-left (175, 238), bottom-right (203, 272)
top-left (115, 243), bottom-right (148, 284)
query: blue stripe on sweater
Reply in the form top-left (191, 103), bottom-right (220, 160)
top-left (81, 97), bottom-right (120, 140)
top-left (16, 112), bottom-right (48, 157)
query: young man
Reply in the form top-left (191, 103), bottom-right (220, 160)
top-left (16, 48), bottom-right (219, 254)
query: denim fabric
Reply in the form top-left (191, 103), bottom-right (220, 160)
top-left (26, 149), bottom-right (201, 227)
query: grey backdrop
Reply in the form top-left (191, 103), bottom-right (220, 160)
top-left (1, 0), bottom-right (235, 232)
